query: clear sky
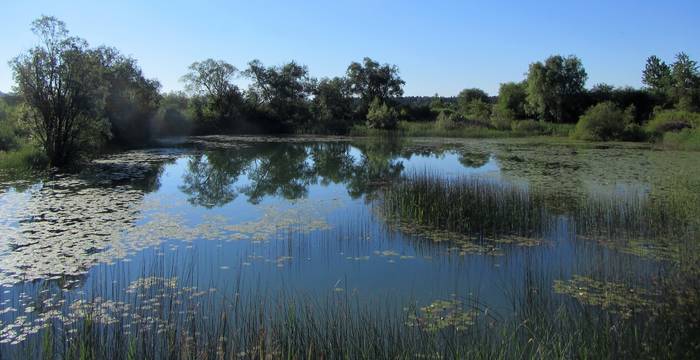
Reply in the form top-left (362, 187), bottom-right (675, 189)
top-left (1, 0), bottom-right (699, 96)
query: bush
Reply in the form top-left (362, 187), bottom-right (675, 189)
top-left (645, 109), bottom-right (700, 137)
top-left (572, 102), bottom-right (631, 141)
top-left (0, 121), bottom-right (19, 151)
top-left (366, 98), bottom-right (399, 130)
top-left (435, 111), bottom-right (467, 131)
top-left (511, 120), bottom-right (546, 134)
top-left (0, 98), bottom-right (23, 151)
top-left (490, 108), bottom-right (514, 130)
top-left (662, 128), bottom-right (700, 150)
top-left (0, 144), bottom-right (47, 170)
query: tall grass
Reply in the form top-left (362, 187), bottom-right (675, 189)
top-left (381, 172), bottom-right (552, 240)
top-left (0, 257), bottom-right (697, 359)
top-left (0, 144), bottom-right (47, 171)
top-left (382, 172), bottom-right (694, 244)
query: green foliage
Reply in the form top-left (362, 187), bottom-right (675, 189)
top-left (572, 102), bottom-right (635, 141)
top-left (526, 55), bottom-right (588, 123)
top-left (588, 84), bottom-right (659, 124)
top-left (346, 57), bottom-right (404, 114)
top-left (457, 88), bottom-right (489, 111)
top-left (489, 107), bottom-right (514, 130)
top-left (643, 53), bottom-right (700, 111)
top-left (511, 119), bottom-right (545, 133)
top-left (645, 109), bottom-right (700, 136)
top-left (245, 60), bottom-right (315, 132)
top-left (11, 16), bottom-right (110, 166)
top-left (182, 59), bottom-right (243, 133)
top-left (366, 98), bottom-right (398, 130)
top-left (152, 92), bottom-right (193, 136)
top-left (435, 111), bottom-right (466, 131)
top-left (0, 144), bottom-right (47, 170)
top-left (494, 82), bottom-right (528, 120)
top-left (0, 98), bottom-right (22, 151)
top-left (96, 46), bottom-right (161, 146)
top-left (309, 77), bottom-right (354, 133)
top-left (662, 128), bottom-right (700, 150)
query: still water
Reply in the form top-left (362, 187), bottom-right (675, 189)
top-left (0, 136), bottom-right (695, 346)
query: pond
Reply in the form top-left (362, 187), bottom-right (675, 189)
top-left (0, 136), bottom-right (698, 356)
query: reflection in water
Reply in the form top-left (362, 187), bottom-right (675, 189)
top-left (180, 140), bottom-right (410, 206)
top-left (0, 137), bottom-right (697, 355)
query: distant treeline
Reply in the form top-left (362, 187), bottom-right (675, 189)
top-left (2, 16), bottom-right (700, 167)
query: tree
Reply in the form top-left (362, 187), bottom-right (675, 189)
top-left (94, 46), bottom-right (161, 145)
top-left (588, 84), bottom-right (659, 124)
top-left (346, 57), bottom-right (404, 114)
top-left (525, 55), bottom-right (588, 123)
top-left (182, 59), bottom-right (243, 132)
top-left (310, 77), bottom-right (354, 133)
top-left (457, 88), bottom-right (489, 109)
top-left (642, 53), bottom-right (700, 111)
top-left (642, 55), bottom-right (672, 93)
top-left (493, 82), bottom-right (528, 120)
top-left (366, 97), bottom-right (398, 129)
top-left (670, 53), bottom-right (700, 111)
top-left (245, 60), bottom-right (315, 132)
top-left (152, 92), bottom-right (193, 136)
top-left (10, 16), bottom-right (109, 166)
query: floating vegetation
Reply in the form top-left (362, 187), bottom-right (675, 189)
top-left (553, 275), bottom-right (656, 319)
top-left (0, 173), bottom-right (337, 285)
top-left (382, 217), bottom-right (539, 257)
top-left (407, 298), bottom-right (479, 332)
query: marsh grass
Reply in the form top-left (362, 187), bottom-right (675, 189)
top-left (0, 144), bottom-right (47, 171)
top-left (1, 254), bottom-right (697, 359)
top-left (382, 172), bottom-right (696, 252)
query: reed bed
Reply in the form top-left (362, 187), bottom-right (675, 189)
top-left (0, 261), bottom-right (697, 360)
top-left (382, 172), bottom-right (696, 245)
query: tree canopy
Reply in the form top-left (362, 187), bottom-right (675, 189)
top-left (525, 55), bottom-right (588, 123)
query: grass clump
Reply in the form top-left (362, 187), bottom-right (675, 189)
top-left (382, 172), bottom-right (551, 240)
top-left (662, 128), bottom-right (700, 150)
top-left (0, 144), bottom-right (47, 170)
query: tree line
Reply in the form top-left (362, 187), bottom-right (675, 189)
top-left (3, 16), bottom-right (700, 167)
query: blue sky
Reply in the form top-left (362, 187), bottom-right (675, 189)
top-left (1, 0), bottom-right (699, 96)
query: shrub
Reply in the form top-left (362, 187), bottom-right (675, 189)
top-left (0, 121), bottom-right (19, 151)
top-left (366, 98), bottom-right (399, 130)
top-left (662, 128), bottom-right (700, 150)
top-left (0, 144), bottom-right (47, 170)
top-left (572, 102), bottom-right (630, 141)
top-left (645, 109), bottom-right (700, 137)
top-left (435, 111), bottom-right (466, 131)
top-left (490, 108), bottom-right (514, 130)
top-left (511, 119), bottom-right (546, 134)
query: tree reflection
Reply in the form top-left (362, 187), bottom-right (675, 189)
top-left (179, 139), bottom-right (414, 207)
top-left (180, 150), bottom-right (249, 208)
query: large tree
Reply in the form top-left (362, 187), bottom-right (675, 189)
top-left (181, 59), bottom-right (243, 132)
top-left (346, 57), bottom-right (404, 114)
top-left (310, 77), bottom-right (354, 133)
top-left (95, 46), bottom-right (161, 145)
top-left (525, 55), bottom-right (588, 123)
top-left (493, 82), bottom-right (528, 120)
top-left (244, 60), bottom-right (315, 132)
top-left (643, 53), bottom-right (700, 110)
top-left (10, 16), bottom-right (109, 166)
top-left (457, 88), bottom-right (491, 120)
